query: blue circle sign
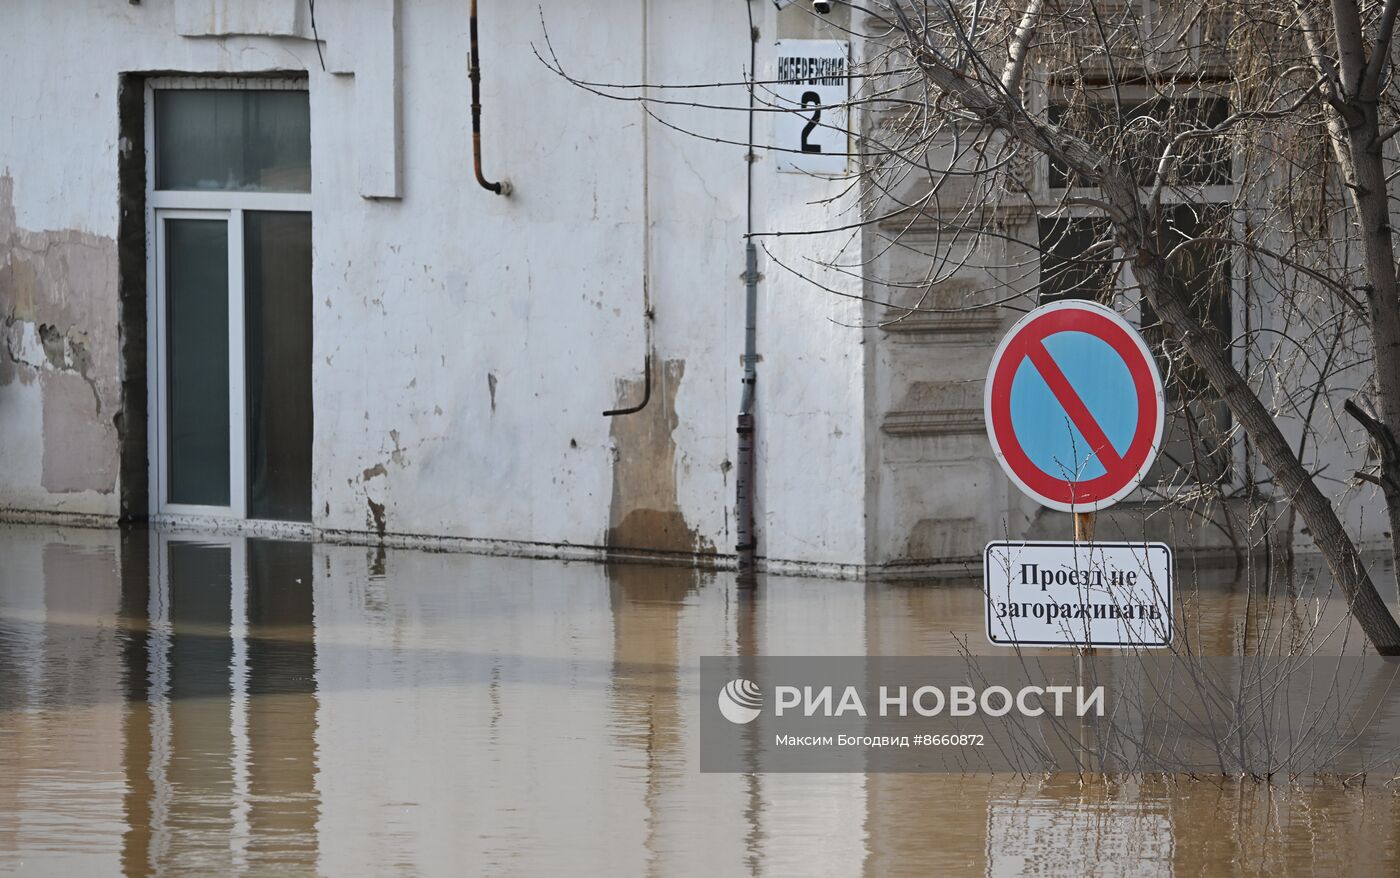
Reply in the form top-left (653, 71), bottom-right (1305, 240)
top-left (985, 301), bottom-right (1166, 512)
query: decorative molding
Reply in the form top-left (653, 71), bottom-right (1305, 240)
top-left (881, 408), bottom-right (984, 436)
top-left (878, 278), bottom-right (1007, 339)
top-left (881, 380), bottom-right (986, 436)
top-left (876, 198), bottom-right (1038, 234)
top-left (878, 308), bottom-right (1003, 337)
top-left (902, 515), bottom-right (981, 562)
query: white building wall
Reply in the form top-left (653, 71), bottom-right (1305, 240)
top-left (0, 0), bottom-right (868, 568)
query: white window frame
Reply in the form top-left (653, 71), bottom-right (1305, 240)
top-left (145, 77), bottom-right (312, 522)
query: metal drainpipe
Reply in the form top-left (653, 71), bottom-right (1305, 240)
top-left (736, 1), bottom-right (760, 583)
top-left (469, 0), bottom-right (510, 195)
top-left (736, 244), bottom-right (758, 581)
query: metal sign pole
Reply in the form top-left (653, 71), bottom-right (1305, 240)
top-left (1073, 511), bottom-right (1095, 543)
top-left (1074, 511), bottom-right (1096, 658)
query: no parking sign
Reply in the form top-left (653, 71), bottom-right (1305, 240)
top-left (983, 301), bottom-right (1171, 647)
top-left (984, 301), bottom-right (1165, 512)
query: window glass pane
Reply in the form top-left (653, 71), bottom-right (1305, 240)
top-left (166, 219), bottom-right (230, 507)
top-left (1038, 217), bottom-right (1114, 304)
top-left (1140, 204), bottom-right (1234, 486)
top-left (156, 89), bottom-right (310, 192)
top-left (245, 212), bottom-right (313, 522)
top-left (1139, 204), bottom-right (1233, 401)
top-left (1047, 96), bottom-right (1229, 188)
top-left (1172, 97), bottom-right (1231, 186)
top-left (1149, 398), bottom-right (1233, 488)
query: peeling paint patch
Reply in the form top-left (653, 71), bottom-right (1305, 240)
top-left (2, 318), bottom-right (46, 377)
top-left (606, 358), bottom-right (715, 555)
top-left (366, 496), bottom-right (387, 537)
top-left (1, 174), bottom-right (120, 496)
top-left (1, 319), bottom-right (98, 411)
top-left (362, 463), bottom-right (388, 481)
top-left (41, 371), bottom-right (117, 493)
top-left (388, 429), bottom-right (405, 466)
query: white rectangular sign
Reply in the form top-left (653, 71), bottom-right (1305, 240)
top-left (984, 541), bottom-right (1173, 648)
top-left (773, 39), bottom-right (849, 175)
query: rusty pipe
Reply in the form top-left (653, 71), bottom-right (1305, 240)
top-left (603, 350), bottom-right (652, 417)
top-left (469, 0), bottom-right (510, 195)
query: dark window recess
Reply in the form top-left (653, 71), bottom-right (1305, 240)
top-left (156, 89), bottom-right (311, 192)
top-left (1037, 217), bottom-right (1115, 304)
top-left (1138, 205), bottom-right (1233, 401)
top-left (1139, 204), bottom-right (1234, 486)
top-left (1048, 97), bottom-right (1230, 189)
top-left (1036, 205), bottom-right (1235, 487)
top-left (246, 539), bottom-right (315, 696)
top-left (245, 212), bottom-right (313, 522)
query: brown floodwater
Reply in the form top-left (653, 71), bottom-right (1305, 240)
top-left (1, 523), bottom-right (1398, 876)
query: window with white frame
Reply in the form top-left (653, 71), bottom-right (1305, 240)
top-left (1038, 87), bottom-right (1236, 491)
top-left (148, 79), bottom-right (313, 522)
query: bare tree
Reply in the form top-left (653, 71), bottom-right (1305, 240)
top-left (836, 0), bottom-right (1400, 652)
top-left (542, 1), bottom-right (1400, 653)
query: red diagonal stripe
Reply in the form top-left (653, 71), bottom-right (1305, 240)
top-left (1025, 340), bottom-right (1124, 473)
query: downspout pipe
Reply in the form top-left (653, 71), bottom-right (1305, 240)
top-left (469, 0), bottom-right (510, 195)
top-left (736, 242), bottom-right (758, 581)
top-left (740, 242), bottom-right (758, 416)
top-left (736, 1), bottom-right (760, 583)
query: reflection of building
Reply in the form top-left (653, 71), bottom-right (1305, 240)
top-left (607, 564), bottom-right (698, 875)
top-left (862, 580), bottom-right (990, 875)
top-left (0, 528), bottom-right (321, 875)
top-left (126, 534), bottom-right (321, 875)
top-left (244, 540), bottom-right (320, 871)
top-left (4, 523), bottom-right (1397, 874)
top-left (311, 549), bottom-right (660, 875)
top-left (607, 564), bottom-right (696, 767)
top-left (0, 528), bottom-right (128, 876)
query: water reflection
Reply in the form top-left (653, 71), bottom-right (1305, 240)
top-left (0, 524), bottom-right (1397, 876)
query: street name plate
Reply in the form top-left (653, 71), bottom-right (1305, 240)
top-left (773, 39), bottom-right (850, 175)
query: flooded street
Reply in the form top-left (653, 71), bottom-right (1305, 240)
top-left (2, 523), bottom-right (1398, 876)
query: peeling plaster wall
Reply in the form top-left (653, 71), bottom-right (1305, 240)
top-left (0, 175), bottom-right (121, 513)
top-left (0, 0), bottom-right (869, 567)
